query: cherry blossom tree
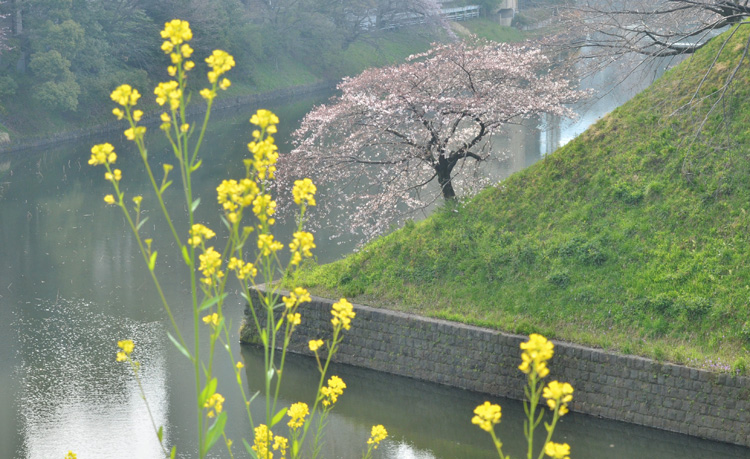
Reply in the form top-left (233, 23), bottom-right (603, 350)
top-left (278, 40), bottom-right (586, 241)
top-left (552, 1), bottom-right (750, 139)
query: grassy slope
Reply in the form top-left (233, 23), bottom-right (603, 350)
top-left (294, 26), bottom-right (750, 371)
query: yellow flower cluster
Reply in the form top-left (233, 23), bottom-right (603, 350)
top-left (292, 178), bottom-right (317, 207)
top-left (518, 333), bottom-right (554, 378)
top-left (320, 375), bottom-right (346, 407)
top-left (289, 231), bottom-right (315, 266)
top-left (89, 143), bottom-right (117, 166)
top-left (471, 401), bottom-right (502, 432)
top-left (110, 84), bottom-right (141, 107)
top-left (202, 312), bottom-right (219, 326)
top-left (543, 381), bottom-right (574, 415)
top-left (258, 234), bottom-right (283, 256)
top-left (227, 256), bottom-right (257, 280)
top-left (251, 109), bottom-right (280, 129)
top-left (189, 224), bottom-right (216, 247)
top-left (544, 441), bottom-right (571, 459)
top-left (216, 178), bottom-right (260, 223)
top-left (65, 451), bottom-right (77, 459)
top-left (282, 287), bottom-right (311, 309)
top-left (308, 339), bottom-right (324, 352)
top-left (198, 247), bottom-right (224, 286)
top-left (252, 194), bottom-right (277, 224)
top-left (116, 339), bottom-right (134, 362)
top-left (367, 425), bottom-right (388, 449)
top-left (124, 126), bottom-right (147, 141)
top-left (252, 425), bottom-right (288, 459)
top-left (331, 298), bottom-right (355, 331)
top-left (287, 402), bottom-right (309, 429)
top-left (204, 392), bottom-right (224, 418)
top-left (248, 110), bottom-right (280, 180)
top-left (105, 169), bottom-right (122, 183)
top-left (205, 50), bottom-right (235, 84)
top-left (161, 19), bottom-right (192, 46)
top-left (154, 81), bottom-right (181, 111)
top-left (287, 313), bottom-right (301, 326)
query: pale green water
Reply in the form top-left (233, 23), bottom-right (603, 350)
top-left (0, 92), bottom-right (748, 458)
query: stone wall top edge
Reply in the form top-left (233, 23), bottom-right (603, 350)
top-left (253, 287), bottom-right (749, 383)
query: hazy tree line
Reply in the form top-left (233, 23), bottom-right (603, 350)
top-left (0, 0), bottom-right (483, 114)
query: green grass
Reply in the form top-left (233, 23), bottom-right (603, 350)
top-left (292, 25), bottom-right (750, 372)
top-left (457, 18), bottom-right (527, 42)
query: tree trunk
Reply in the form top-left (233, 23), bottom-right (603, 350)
top-left (436, 156), bottom-right (456, 200)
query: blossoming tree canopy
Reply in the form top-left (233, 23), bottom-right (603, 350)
top-left (279, 39), bottom-right (588, 241)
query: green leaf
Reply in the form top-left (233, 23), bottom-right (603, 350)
top-left (160, 180), bottom-right (173, 193)
top-left (199, 292), bottom-right (228, 312)
top-left (260, 329), bottom-right (268, 347)
top-left (181, 245), bottom-right (191, 265)
top-left (191, 197), bottom-right (201, 212)
top-left (170, 446), bottom-right (176, 459)
top-left (270, 407), bottom-right (288, 428)
top-left (136, 216), bottom-right (149, 232)
top-left (203, 411), bottom-right (227, 455)
top-left (190, 159), bottom-right (203, 172)
top-left (266, 368), bottom-right (274, 385)
top-left (167, 332), bottom-right (192, 360)
top-left (148, 251), bottom-right (158, 271)
top-left (157, 425), bottom-right (164, 442)
top-left (199, 377), bottom-right (218, 406)
top-left (243, 438), bottom-right (259, 458)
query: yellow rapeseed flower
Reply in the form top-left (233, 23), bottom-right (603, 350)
top-left (273, 435), bottom-right (288, 458)
top-left (252, 424), bottom-right (273, 459)
top-left (116, 339), bottom-right (134, 362)
top-left (65, 451), bottom-right (77, 459)
top-left (204, 392), bottom-right (224, 418)
top-left (519, 333), bottom-right (554, 378)
top-left (320, 375), bottom-right (346, 407)
top-left (89, 143), bottom-right (116, 166)
top-left (289, 231), bottom-right (315, 265)
top-left (287, 402), bottom-right (309, 429)
top-left (110, 84), bottom-right (140, 106)
top-left (367, 425), bottom-right (388, 449)
top-left (219, 78), bottom-right (231, 90)
top-left (544, 442), bottom-right (571, 459)
top-left (198, 247), bottom-right (224, 285)
top-left (250, 109), bottom-right (280, 129)
top-left (292, 178), bottom-right (317, 207)
top-left (202, 312), bottom-right (219, 326)
top-left (472, 401), bottom-right (501, 432)
top-left (161, 19), bottom-right (192, 46)
top-left (104, 194), bottom-right (116, 205)
top-left (287, 313), bottom-right (301, 326)
top-left (543, 380), bottom-right (574, 415)
top-left (282, 287), bottom-right (311, 309)
top-left (236, 361), bottom-right (244, 369)
top-left (205, 50), bottom-right (235, 83)
top-left (124, 126), bottom-right (146, 141)
top-left (331, 298), bottom-right (355, 331)
top-left (112, 108), bottom-right (124, 120)
top-left (189, 224), bottom-right (216, 247)
top-left (154, 81), bottom-right (181, 110)
top-left (258, 234), bottom-right (283, 256)
top-left (308, 339), bottom-right (324, 352)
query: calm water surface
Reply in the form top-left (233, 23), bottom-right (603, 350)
top-left (1, 90), bottom-right (748, 458)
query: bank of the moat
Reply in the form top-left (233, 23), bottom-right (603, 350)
top-left (0, 80), bottom-right (334, 155)
top-left (241, 292), bottom-right (750, 448)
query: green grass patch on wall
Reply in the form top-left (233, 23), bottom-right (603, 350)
top-left (292, 25), bottom-right (750, 372)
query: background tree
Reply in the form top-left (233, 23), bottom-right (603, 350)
top-left (279, 40), bottom-right (586, 241)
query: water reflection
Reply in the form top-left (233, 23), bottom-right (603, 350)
top-left (18, 299), bottom-right (168, 458)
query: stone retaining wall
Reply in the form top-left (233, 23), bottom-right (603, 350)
top-left (240, 292), bottom-right (750, 447)
top-left (0, 80), bottom-right (335, 155)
